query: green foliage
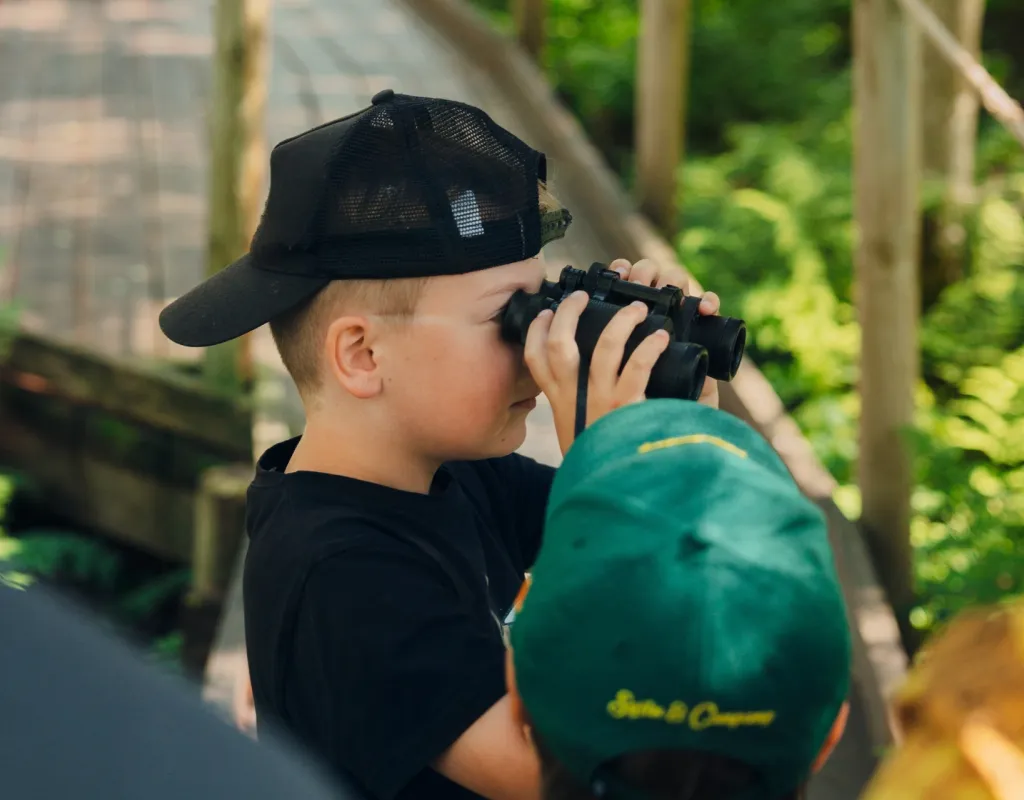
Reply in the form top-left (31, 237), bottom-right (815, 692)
top-left (1, 530), bottom-right (122, 590)
top-left (0, 250), bottom-right (20, 362)
top-left (150, 631), bottom-right (185, 674)
top-left (474, 0), bottom-right (850, 163)
top-left (119, 568), bottom-right (192, 626)
top-left (0, 473), bottom-right (35, 591)
top-left (0, 302), bottom-right (18, 362)
top-left (680, 124), bottom-right (1024, 634)
top-left (470, 0), bottom-right (1024, 635)
top-left (0, 469), bottom-right (190, 662)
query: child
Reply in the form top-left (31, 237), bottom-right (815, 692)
top-left (507, 399), bottom-right (852, 800)
top-left (159, 90), bottom-right (721, 800)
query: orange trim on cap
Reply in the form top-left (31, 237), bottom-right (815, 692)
top-left (514, 574), bottom-right (532, 613)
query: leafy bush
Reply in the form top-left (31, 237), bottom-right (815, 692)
top-left (690, 125), bottom-right (1024, 633)
top-left (470, 0), bottom-right (1024, 635)
top-left (0, 469), bottom-right (190, 663)
top-left (678, 121), bottom-right (1024, 632)
top-left (474, 0), bottom-right (849, 165)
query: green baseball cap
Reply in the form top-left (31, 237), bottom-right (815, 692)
top-left (510, 399), bottom-right (851, 800)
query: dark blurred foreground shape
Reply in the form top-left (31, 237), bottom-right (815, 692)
top-left (0, 583), bottom-right (349, 800)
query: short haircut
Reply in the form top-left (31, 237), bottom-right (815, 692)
top-left (269, 277), bottom-right (426, 399)
top-left (269, 181), bottom-right (562, 398)
top-left (533, 732), bottom-right (806, 800)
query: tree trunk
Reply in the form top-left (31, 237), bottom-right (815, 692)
top-left (920, 0), bottom-right (985, 310)
top-left (634, 0), bottom-right (692, 236)
top-left (853, 0), bottom-right (924, 654)
top-left (203, 0), bottom-right (270, 394)
top-left (511, 0), bottom-right (545, 64)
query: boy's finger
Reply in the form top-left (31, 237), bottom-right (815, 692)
top-left (545, 291), bottom-right (588, 376)
top-left (627, 259), bottom-right (658, 286)
top-left (523, 308), bottom-right (555, 384)
top-left (655, 270), bottom-right (689, 293)
top-left (617, 329), bottom-right (671, 402)
top-left (699, 291), bottom-right (720, 315)
top-left (589, 301), bottom-right (648, 391)
top-left (608, 258), bottom-right (632, 277)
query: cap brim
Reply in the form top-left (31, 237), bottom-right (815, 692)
top-left (159, 254), bottom-right (330, 347)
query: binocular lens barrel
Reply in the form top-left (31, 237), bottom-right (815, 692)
top-left (575, 300), bottom-right (706, 401)
top-left (683, 314), bottom-right (747, 382)
top-left (501, 260), bottom-right (745, 400)
top-left (501, 291), bottom-right (707, 401)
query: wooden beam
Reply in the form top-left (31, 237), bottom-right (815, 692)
top-left (920, 0), bottom-right (985, 306)
top-left (0, 330), bottom-right (252, 458)
top-left (895, 0), bottom-right (1023, 147)
top-left (853, 0), bottom-right (923, 649)
top-left (205, 0), bottom-right (271, 393)
top-left (190, 465), bottom-right (251, 604)
top-left (182, 464), bottom-right (251, 677)
top-left (0, 410), bottom-right (195, 562)
top-left (634, 0), bottom-right (692, 236)
top-left (920, 0), bottom-right (985, 179)
top-left (511, 0), bottom-right (545, 62)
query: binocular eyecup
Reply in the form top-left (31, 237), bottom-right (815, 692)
top-left (500, 263), bottom-right (746, 403)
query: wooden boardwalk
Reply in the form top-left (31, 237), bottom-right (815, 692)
top-left (0, 1), bottom-right (878, 796)
top-left (0, 0), bottom-right (585, 367)
top-left (0, 0), bottom-right (579, 447)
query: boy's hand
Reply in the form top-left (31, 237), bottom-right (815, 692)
top-left (608, 258), bottom-right (722, 410)
top-left (524, 289), bottom-right (671, 456)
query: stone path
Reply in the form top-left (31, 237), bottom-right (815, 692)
top-left (0, 1), bottom-right (875, 796)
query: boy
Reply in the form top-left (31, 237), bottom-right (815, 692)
top-left (159, 90), bottom-right (721, 800)
top-left (507, 399), bottom-right (852, 800)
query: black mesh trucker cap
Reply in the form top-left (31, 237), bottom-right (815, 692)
top-left (159, 90), bottom-right (573, 347)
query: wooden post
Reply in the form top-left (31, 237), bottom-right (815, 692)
top-left (634, 0), bottom-right (692, 236)
top-left (920, 0), bottom-right (986, 307)
top-left (190, 465), bottom-right (251, 604)
top-left (511, 0), bottom-right (545, 62)
top-left (853, 0), bottom-right (923, 650)
top-left (204, 0), bottom-right (271, 394)
top-left (182, 463), bottom-right (252, 677)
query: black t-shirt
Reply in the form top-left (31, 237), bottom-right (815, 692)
top-left (0, 583), bottom-right (345, 800)
top-left (243, 438), bottom-right (555, 800)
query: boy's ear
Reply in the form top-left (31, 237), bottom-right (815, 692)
top-left (324, 315), bottom-right (383, 399)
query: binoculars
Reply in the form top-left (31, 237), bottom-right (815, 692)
top-left (501, 263), bottom-right (746, 401)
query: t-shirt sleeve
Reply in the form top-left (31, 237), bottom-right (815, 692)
top-left (287, 542), bottom-right (508, 800)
